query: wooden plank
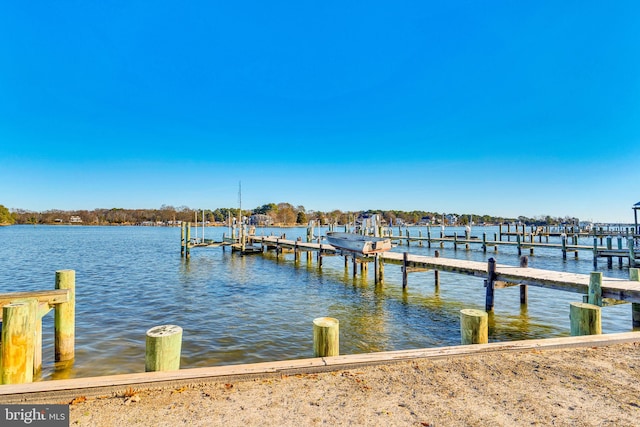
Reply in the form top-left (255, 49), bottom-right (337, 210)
top-left (0, 290), bottom-right (69, 308)
top-left (381, 252), bottom-right (640, 303)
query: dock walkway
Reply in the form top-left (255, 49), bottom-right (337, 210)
top-left (251, 236), bottom-right (640, 301)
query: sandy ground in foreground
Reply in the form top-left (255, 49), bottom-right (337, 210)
top-left (66, 343), bottom-right (640, 426)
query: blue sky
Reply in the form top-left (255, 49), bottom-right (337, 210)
top-left (1, 1), bottom-right (639, 223)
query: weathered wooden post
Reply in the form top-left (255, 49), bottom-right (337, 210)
top-left (294, 240), bottom-right (299, 263)
top-left (485, 258), bottom-right (496, 312)
top-left (1, 300), bottom-right (37, 384)
top-left (13, 298), bottom-right (40, 377)
top-left (377, 254), bottom-right (385, 284)
top-left (606, 236), bottom-right (613, 268)
top-left (55, 269), bottom-right (75, 362)
top-left (562, 236), bottom-right (567, 260)
top-left (374, 254), bottom-right (379, 284)
top-left (570, 302), bottom-right (601, 336)
top-left (519, 256), bottom-right (528, 305)
top-left (145, 325), bottom-right (183, 372)
top-left (419, 230), bottom-right (423, 246)
top-left (453, 232), bottom-right (458, 251)
top-left (629, 238), bottom-right (637, 268)
top-left (630, 268), bottom-right (640, 327)
top-left (185, 223), bottom-right (191, 259)
top-left (434, 250), bottom-right (440, 287)
top-left (427, 228), bottom-right (432, 248)
top-left (313, 317), bottom-right (339, 357)
top-left (180, 222), bottom-right (185, 257)
top-left (592, 237), bottom-right (598, 268)
top-left (618, 237), bottom-right (624, 268)
top-left (482, 233), bottom-right (487, 253)
top-left (402, 252), bottom-right (409, 289)
top-left (352, 253), bottom-right (357, 277)
top-left (406, 229), bottom-right (410, 247)
top-left (318, 244), bottom-right (323, 267)
top-left (588, 272), bottom-right (603, 306)
top-left (460, 309), bottom-right (488, 344)
top-left (516, 233), bottom-right (522, 256)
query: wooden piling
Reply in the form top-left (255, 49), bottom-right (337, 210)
top-left (12, 298), bottom-right (40, 377)
top-left (588, 272), bottom-right (603, 306)
top-left (1, 301), bottom-right (36, 384)
top-left (352, 254), bottom-right (357, 278)
top-left (374, 254), bottom-right (379, 284)
top-left (460, 309), bottom-right (488, 345)
top-left (402, 252), bottom-right (409, 289)
top-left (519, 256), bottom-right (528, 305)
top-left (180, 222), bottom-right (185, 257)
top-left (185, 223), bottom-right (191, 259)
top-left (485, 258), bottom-right (496, 312)
top-left (569, 302), bottom-right (601, 336)
top-left (377, 254), bottom-right (385, 284)
top-left (434, 250), bottom-right (440, 287)
top-left (618, 237), bottom-right (624, 267)
top-left (313, 317), bottom-right (339, 357)
top-left (55, 269), bottom-right (75, 362)
top-left (145, 325), bottom-right (183, 372)
top-left (630, 268), bottom-right (640, 327)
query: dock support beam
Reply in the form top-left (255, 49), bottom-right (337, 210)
top-left (402, 252), bottom-right (409, 289)
top-left (1, 301), bottom-right (36, 384)
top-left (485, 258), bottom-right (496, 312)
top-left (55, 270), bottom-right (75, 362)
top-left (630, 268), bottom-right (640, 328)
top-left (588, 272), bottom-right (603, 306)
top-left (378, 255), bottom-right (385, 284)
top-left (519, 256), bottom-right (528, 305)
top-left (434, 250), bottom-right (440, 288)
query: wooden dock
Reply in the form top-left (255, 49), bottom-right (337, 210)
top-left (246, 235), bottom-right (640, 326)
top-left (377, 228), bottom-right (639, 267)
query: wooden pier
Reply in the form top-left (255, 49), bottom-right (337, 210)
top-left (378, 228), bottom-right (639, 267)
top-left (245, 235), bottom-right (640, 326)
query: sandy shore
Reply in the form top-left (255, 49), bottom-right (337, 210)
top-left (65, 342), bottom-right (640, 426)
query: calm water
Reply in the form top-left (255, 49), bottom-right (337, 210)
top-left (0, 225), bottom-right (634, 380)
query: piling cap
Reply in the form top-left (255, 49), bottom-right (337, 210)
top-left (634, 201), bottom-right (640, 208)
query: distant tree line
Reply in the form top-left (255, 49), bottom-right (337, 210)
top-left (2, 202), bottom-right (580, 227)
top-left (0, 204), bottom-right (15, 225)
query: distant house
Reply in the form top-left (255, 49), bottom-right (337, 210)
top-left (69, 216), bottom-right (82, 223)
top-left (249, 214), bottom-right (274, 226)
top-left (418, 216), bottom-right (432, 226)
top-left (445, 214), bottom-right (458, 225)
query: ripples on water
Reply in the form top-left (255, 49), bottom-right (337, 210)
top-left (0, 225), bottom-right (634, 380)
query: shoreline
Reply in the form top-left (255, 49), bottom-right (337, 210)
top-left (56, 338), bottom-right (640, 426)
